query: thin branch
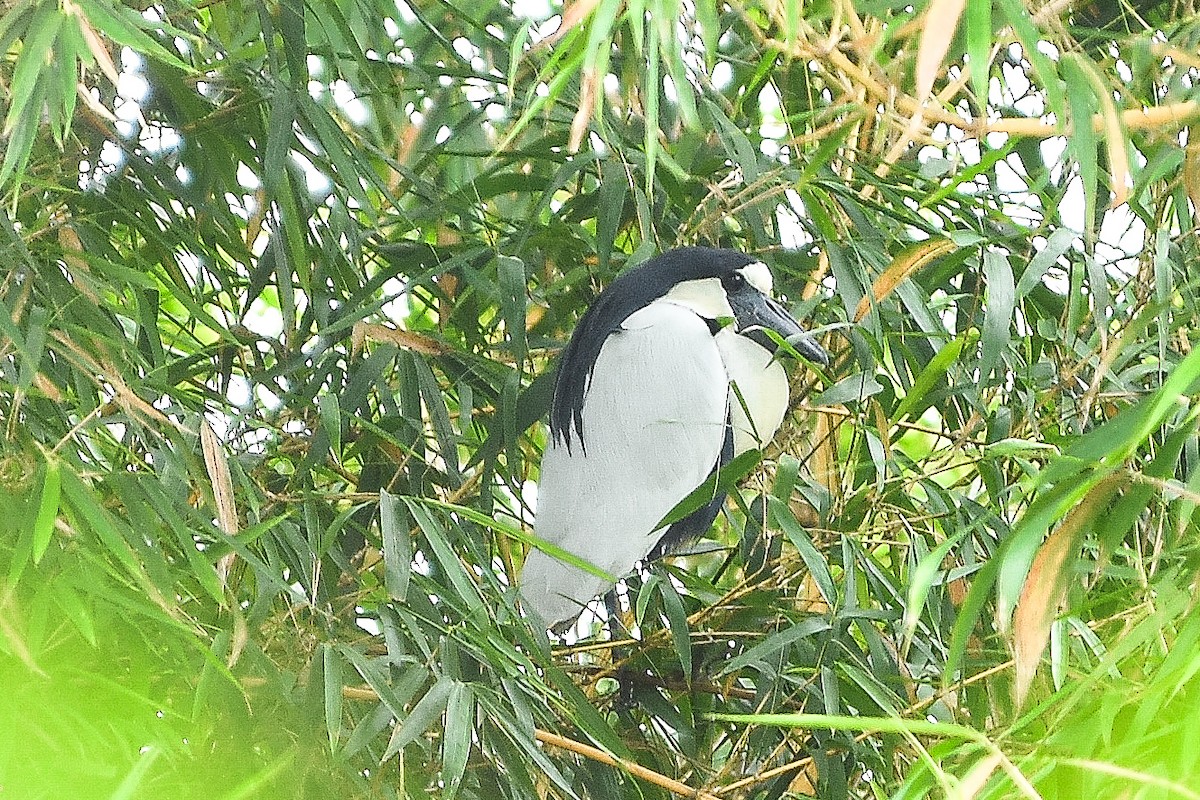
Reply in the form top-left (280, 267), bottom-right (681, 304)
top-left (767, 36), bottom-right (1200, 141)
top-left (337, 683), bottom-right (722, 799)
top-left (533, 729), bottom-right (723, 800)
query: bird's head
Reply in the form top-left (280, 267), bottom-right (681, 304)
top-left (550, 247), bottom-right (828, 451)
top-left (657, 248), bottom-right (830, 366)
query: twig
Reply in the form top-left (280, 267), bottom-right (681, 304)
top-left (710, 659), bottom-right (1016, 797)
top-left (534, 728), bottom-right (722, 800)
top-left (768, 36), bottom-right (1200, 141)
top-left (338, 683), bottom-right (719, 799)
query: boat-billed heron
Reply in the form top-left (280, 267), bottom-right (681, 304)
top-left (520, 247), bottom-right (828, 627)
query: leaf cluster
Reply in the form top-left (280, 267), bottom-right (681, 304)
top-left (2, 0), bottom-right (1200, 798)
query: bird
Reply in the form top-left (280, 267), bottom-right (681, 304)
top-left (519, 246), bottom-right (829, 627)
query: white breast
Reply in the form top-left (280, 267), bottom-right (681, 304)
top-left (521, 301), bottom-right (730, 625)
top-left (715, 328), bottom-right (791, 455)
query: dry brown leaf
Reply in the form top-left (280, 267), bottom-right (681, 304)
top-left (1068, 54), bottom-right (1130, 207)
top-left (1011, 520), bottom-right (1072, 706)
top-left (952, 751), bottom-right (1003, 799)
top-left (812, 410), bottom-right (839, 499)
top-left (245, 188), bottom-right (266, 250)
top-left (52, 332), bottom-right (174, 429)
top-left (1096, 87), bottom-right (1130, 208)
top-left (1012, 474), bottom-right (1123, 706)
top-left (395, 120), bottom-right (423, 167)
top-left (914, 0), bottom-right (967, 102)
top-left (540, 0), bottom-right (603, 48)
top-left (854, 238), bottom-right (955, 322)
top-left (351, 320), bottom-right (367, 359)
top-left (57, 223), bottom-right (101, 304)
top-left (227, 608), bottom-right (248, 668)
top-left (201, 419), bottom-right (239, 585)
top-left (435, 268), bottom-right (459, 328)
top-left (352, 321), bottom-right (452, 357)
top-left (799, 572), bottom-right (830, 614)
top-left (436, 269), bottom-right (459, 299)
top-left (871, 398), bottom-right (891, 461)
top-left (525, 303), bottom-right (547, 331)
top-left (786, 761), bottom-right (818, 796)
top-left (64, 0), bottom-right (122, 88)
top-left (1184, 124), bottom-right (1200, 230)
top-left (33, 373), bottom-right (63, 402)
top-left (568, 67), bottom-right (600, 153)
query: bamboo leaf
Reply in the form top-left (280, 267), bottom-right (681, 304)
top-left (442, 681), bottom-right (473, 797)
top-left (382, 677), bottom-right (453, 762)
top-left (323, 643), bottom-right (344, 750)
top-left (79, 0), bottom-right (191, 71)
top-left (1062, 55), bottom-right (1101, 230)
top-left (964, 0), bottom-right (993, 104)
top-left (978, 248), bottom-right (1015, 381)
top-left (1016, 228), bottom-right (1076, 299)
top-left (318, 393), bottom-right (342, 461)
top-left (892, 331), bottom-right (976, 423)
top-left (915, 0), bottom-right (966, 101)
top-left (31, 458), bottom-right (61, 565)
top-left (769, 495), bottom-right (836, 605)
top-left (380, 489), bottom-right (412, 602)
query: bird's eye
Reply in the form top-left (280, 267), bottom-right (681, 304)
top-left (722, 272), bottom-right (745, 291)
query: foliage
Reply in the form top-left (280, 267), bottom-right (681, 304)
top-left (2, 0), bottom-right (1200, 797)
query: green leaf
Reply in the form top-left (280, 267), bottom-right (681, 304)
top-left (60, 468), bottom-right (138, 574)
top-left (442, 681), bottom-right (473, 797)
top-left (4, 7), bottom-right (62, 134)
top-left (993, 346), bottom-right (1200, 629)
top-left (79, 0), bottom-right (192, 72)
top-left (339, 645), bottom-right (430, 723)
top-left (814, 371), bottom-right (884, 406)
top-left (978, 248), bottom-right (1015, 382)
top-left (715, 617), bottom-right (833, 677)
top-left (323, 643), bottom-right (344, 751)
top-left (902, 528), bottom-right (970, 653)
top-left (0, 7), bottom-right (62, 189)
top-left (380, 489), bottom-right (412, 602)
top-left (31, 458), bottom-right (60, 565)
top-left (108, 746), bottom-right (161, 800)
top-left (964, 0), bottom-right (993, 105)
top-left (1062, 54), bottom-right (1101, 231)
top-left (414, 353), bottom-right (462, 483)
top-left (769, 495), bottom-right (836, 605)
top-left (657, 448), bottom-right (763, 529)
top-left (892, 330), bottom-right (976, 423)
top-left (839, 661), bottom-right (904, 714)
top-left (318, 392), bottom-right (342, 460)
top-left (383, 677), bottom-right (453, 762)
top-left (996, 0), bottom-right (1065, 121)
top-left (403, 499), bottom-right (486, 613)
top-left (1016, 228), bottom-right (1075, 300)
top-left (659, 577), bottom-right (692, 678)
top-left (52, 582), bottom-right (97, 646)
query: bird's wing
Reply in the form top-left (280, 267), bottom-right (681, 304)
top-left (521, 301), bottom-right (729, 625)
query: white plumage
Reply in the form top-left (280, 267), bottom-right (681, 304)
top-left (716, 327), bottom-right (792, 455)
top-left (521, 302), bottom-right (728, 625)
top-left (519, 247), bottom-right (826, 627)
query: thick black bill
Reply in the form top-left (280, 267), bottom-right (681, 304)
top-left (730, 291), bottom-right (829, 365)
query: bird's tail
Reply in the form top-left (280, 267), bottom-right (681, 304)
top-left (518, 549), bottom-right (612, 628)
